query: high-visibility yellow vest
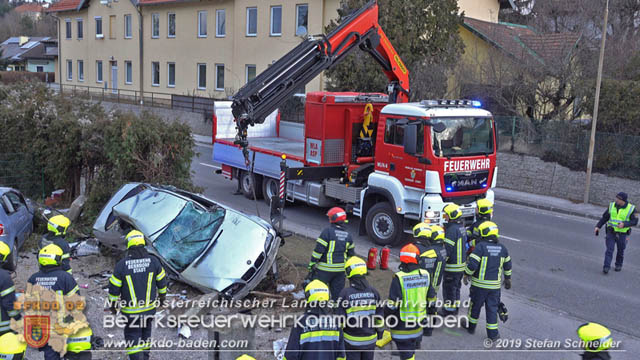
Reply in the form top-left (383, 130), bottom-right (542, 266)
top-left (608, 202), bottom-right (635, 233)
top-left (396, 269), bottom-right (429, 322)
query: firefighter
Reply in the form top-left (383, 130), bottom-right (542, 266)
top-left (385, 244), bottom-right (433, 360)
top-left (337, 256), bottom-right (383, 360)
top-left (108, 230), bottom-right (168, 360)
top-left (463, 221), bottom-right (512, 341)
top-left (65, 326), bottom-right (93, 360)
top-left (0, 331), bottom-right (27, 360)
top-left (595, 192), bottom-right (637, 273)
top-left (441, 203), bottom-right (466, 316)
top-left (284, 279), bottom-right (346, 360)
top-left (41, 214), bottom-right (73, 274)
top-left (0, 241), bottom-right (19, 337)
top-left (28, 243), bottom-right (80, 360)
top-left (576, 323), bottom-right (613, 360)
top-left (466, 198), bottom-right (494, 255)
top-left (412, 223), bottom-right (447, 336)
top-left (308, 207), bottom-right (355, 301)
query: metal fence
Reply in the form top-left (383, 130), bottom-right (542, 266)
top-left (495, 116), bottom-right (640, 180)
top-left (0, 153), bottom-right (45, 199)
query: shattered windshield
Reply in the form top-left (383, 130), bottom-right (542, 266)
top-left (153, 202), bottom-right (225, 272)
top-left (431, 117), bottom-right (494, 157)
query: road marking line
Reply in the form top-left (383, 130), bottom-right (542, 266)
top-left (200, 162), bottom-right (221, 170)
top-left (501, 235), bottom-right (521, 242)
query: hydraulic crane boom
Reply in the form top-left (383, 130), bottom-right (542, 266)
top-left (231, 0), bottom-right (410, 158)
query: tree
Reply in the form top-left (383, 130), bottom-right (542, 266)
top-left (324, 0), bottom-right (464, 100)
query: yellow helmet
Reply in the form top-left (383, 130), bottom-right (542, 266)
top-left (0, 240), bottom-right (10, 263)
top-left (428, 225), bottom-right (445, 243)
top-left (345, 256), bottom-right (367, 278)
top-left (577, 323), bottom-right (612, 352)
top-left (48, 215), bottom-right (70, 236)
top-left (443, 204), bottom-right (461, 220)
top-left (477, 198), bottom-right (494, 215)
top-left (0, 332), bottom-right (27, 356)
top-left (38, 243), bottom-right (64, 267)
top-left (413, 222), bottom-right (432, 239)
top-left (305, 279), bottom-right (330, 302)
top-left (126, 230), bottom-right (146, 248)
top-left (67, 326), bottom-right (93, 353)
top-left (478, 221), bottom-right (499, 239)
top-left (236, 355), bottom-right (256, 360)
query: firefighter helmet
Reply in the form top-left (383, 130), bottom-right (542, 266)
top-left (235, 356), bottom-right (257, 360)
top-left (327, 207), bottom-right (347, 224)
top-left (577, 323), bottom-right (612, 352)
top-left (443, 204), bottom-right (462, 220)
top-left (345, 256), bottom-right (367, 278)
top-left (47, 215), bottom-right (70, 236)
top-left (305, 279), bottom-right (330, 302)
top-left (67, 326), bottom-right (93, 353)
top-left (478, 221), bottom-right (499, 242)
top-left (498, 302), bottom-right (509, 323)
top-left (0, 332), bottom-right (27, 359)
top-left (428, 225), bottom-right (445, 243)
top-left (0, 240), bottom-right (10, 264)
top-left (477, 198), bottom-right (494, 215)
top-left (399, 243), bottom-right (420, 264)
top-left (38, 243), bottom-right (63, 267)
top-left (126, 230), bottom-right (146, 249)
top-left (412, 222), bottom-right (431, 239)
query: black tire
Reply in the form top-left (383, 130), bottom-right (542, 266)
top-left (365, 202), bottom-right (402, 246)
top-left (6, 243), bottom-right (17, 271)
top-left (239, 171), bottom-right (263, 199)
top-left (262, 177), bottom-right (281, 206)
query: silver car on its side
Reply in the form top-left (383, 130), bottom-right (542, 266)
top-left (0, 187), bottom-right (34, 269)
top-left (92, 183), bottom-right (281, 299)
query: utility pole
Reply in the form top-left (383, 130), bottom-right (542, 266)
top-left (584, 0), bottom-right (609, 204)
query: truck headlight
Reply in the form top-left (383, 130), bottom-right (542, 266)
top-left (424, 210), bottom-right (441, 223)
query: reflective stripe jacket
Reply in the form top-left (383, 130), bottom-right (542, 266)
top-left (464, 241), bottom-right (512, 290)
top-left (108, 249), bottom-right (168, 315)
top-left (40, 234), bottom-right (72, 274)
top-left (309, 224), bottom-right (355, 272)
top-left (443, 222), bottom-right (467, 272)
top-left (27, 266), bottom-right (79, 296)
top-left (416, 242), bottom-right (447, 301)
top-left (385, 265), bottom-right (431, 340)
top-left (0, 269), bottom-right (19, 333)
top-left (337, 281), bottom-right (383, 349)
top-left (283, 310), bottom-right (346, 360)
top-left (466, 218), bottom-right (490, 253)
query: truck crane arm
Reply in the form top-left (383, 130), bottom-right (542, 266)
top-left (231, 0), bottom-right (410, 159)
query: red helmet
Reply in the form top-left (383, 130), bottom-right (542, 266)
top-left (399, 243), bottom-right (420, 264)
top-left (327, 207), bottom-right (347, 223)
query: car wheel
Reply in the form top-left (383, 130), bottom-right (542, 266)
top-left (365, 202), bottom-right (402, 246)
top-left (262, 177), bottom-right (281, 206)
top-left (239, 171), bottom-right (263, 200)
top-left (6, 244), bottom-right (17, 271)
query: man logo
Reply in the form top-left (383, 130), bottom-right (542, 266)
top-left (24, 315), bottom-right (50, 348)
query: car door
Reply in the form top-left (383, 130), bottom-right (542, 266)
top-left (4, 191), bottom-right (30, 247)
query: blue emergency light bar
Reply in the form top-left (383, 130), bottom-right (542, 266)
top-left (420, 99), bottom-right (483, 108)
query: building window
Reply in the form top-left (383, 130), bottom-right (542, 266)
top-left (270, 6), bottom-right (281, 36)
top-left (78, 60), bottom-right (84, 81)
top-left (65, 19), bottom-right (71, 39)
top-left (296, 4), bottom-right (308, 36)
top-left (36, 66), bottom-right (44, 72)
top-left (246, 65), bottom-right (256, 83)
top-left (215, 64), bottom-right (224, 91)
top-left (216, 9), bottom-right (225, 37)
top-left (125, 61), bottom-right (132, 84)
top-left (168, 62), bottom-right (175, 87)
top-left (109, 15), bottom-right (116, 39)
top-left (95, 17), bottom-right (103, 38)
top-left (197, 63), bottom-right (206, 90)
top-left (198, 11), bottom-right (207, 37)
top-left (66, 60), bottom-right (72, 80)
top-left (168, 13), bottom-right (176, 37)
top-left (151, 13), bottom-right (159, 38)
top-left (246, 7), bottom-right (257, 36)
top-left (96, 60), bottom-right (103, 82)
top-left (124, 14), bottom-right (132, 38)
top-left (152, 61), bottom-right (160, 86)
top-left (77, 19), bottom-right (83, 39)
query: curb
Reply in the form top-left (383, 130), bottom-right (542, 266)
top-left (495, 196), bottom-right (601, 221)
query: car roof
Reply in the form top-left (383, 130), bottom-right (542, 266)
top-left (0, 187), bottom-right (16, 195)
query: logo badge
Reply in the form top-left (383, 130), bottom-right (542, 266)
top-left (24, 315), bottom-right (50, 348)
top-left (410, 169), bottom-right (416, 179)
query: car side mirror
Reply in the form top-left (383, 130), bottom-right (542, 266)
top-left (404, 124), bottom-right (418, 155)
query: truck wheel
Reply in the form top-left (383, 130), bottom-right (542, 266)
top-left (239, 171), bottom-right (263, 199)
top-left (365, 202), bottom-right (401, 246)
top-left (262, 177), bottom-right (281, 206)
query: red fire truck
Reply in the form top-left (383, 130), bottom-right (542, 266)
top-left (213, 1), bottom-right (497, 245)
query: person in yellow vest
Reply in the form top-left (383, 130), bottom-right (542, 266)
top-left (576, 322), bottom-right (613, 360)
top-left (595, 192), bottom-right (637, 273)
top-left (65, 326), bottom-right (93, 360)
top-left (0, 332), bottom-right (27, 360)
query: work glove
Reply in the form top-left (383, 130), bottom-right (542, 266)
top-left (504, 278), bottom-right (512, 290)
top-left (463, 274), bottom-right (470, 285)
top-left (307, 263), bottom-right (316, 272)
top-left (159, 294), bottom-right (167, 307)
top-left (109, 303), bottom-right (118, 315)
top-left (594, 227), bottom-right (600, 236)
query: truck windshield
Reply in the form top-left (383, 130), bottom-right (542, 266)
top-left (431, 117), bottom-right (494, 157)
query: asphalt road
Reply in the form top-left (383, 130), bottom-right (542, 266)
top-left (192, 144), bottom-right (640, 340)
